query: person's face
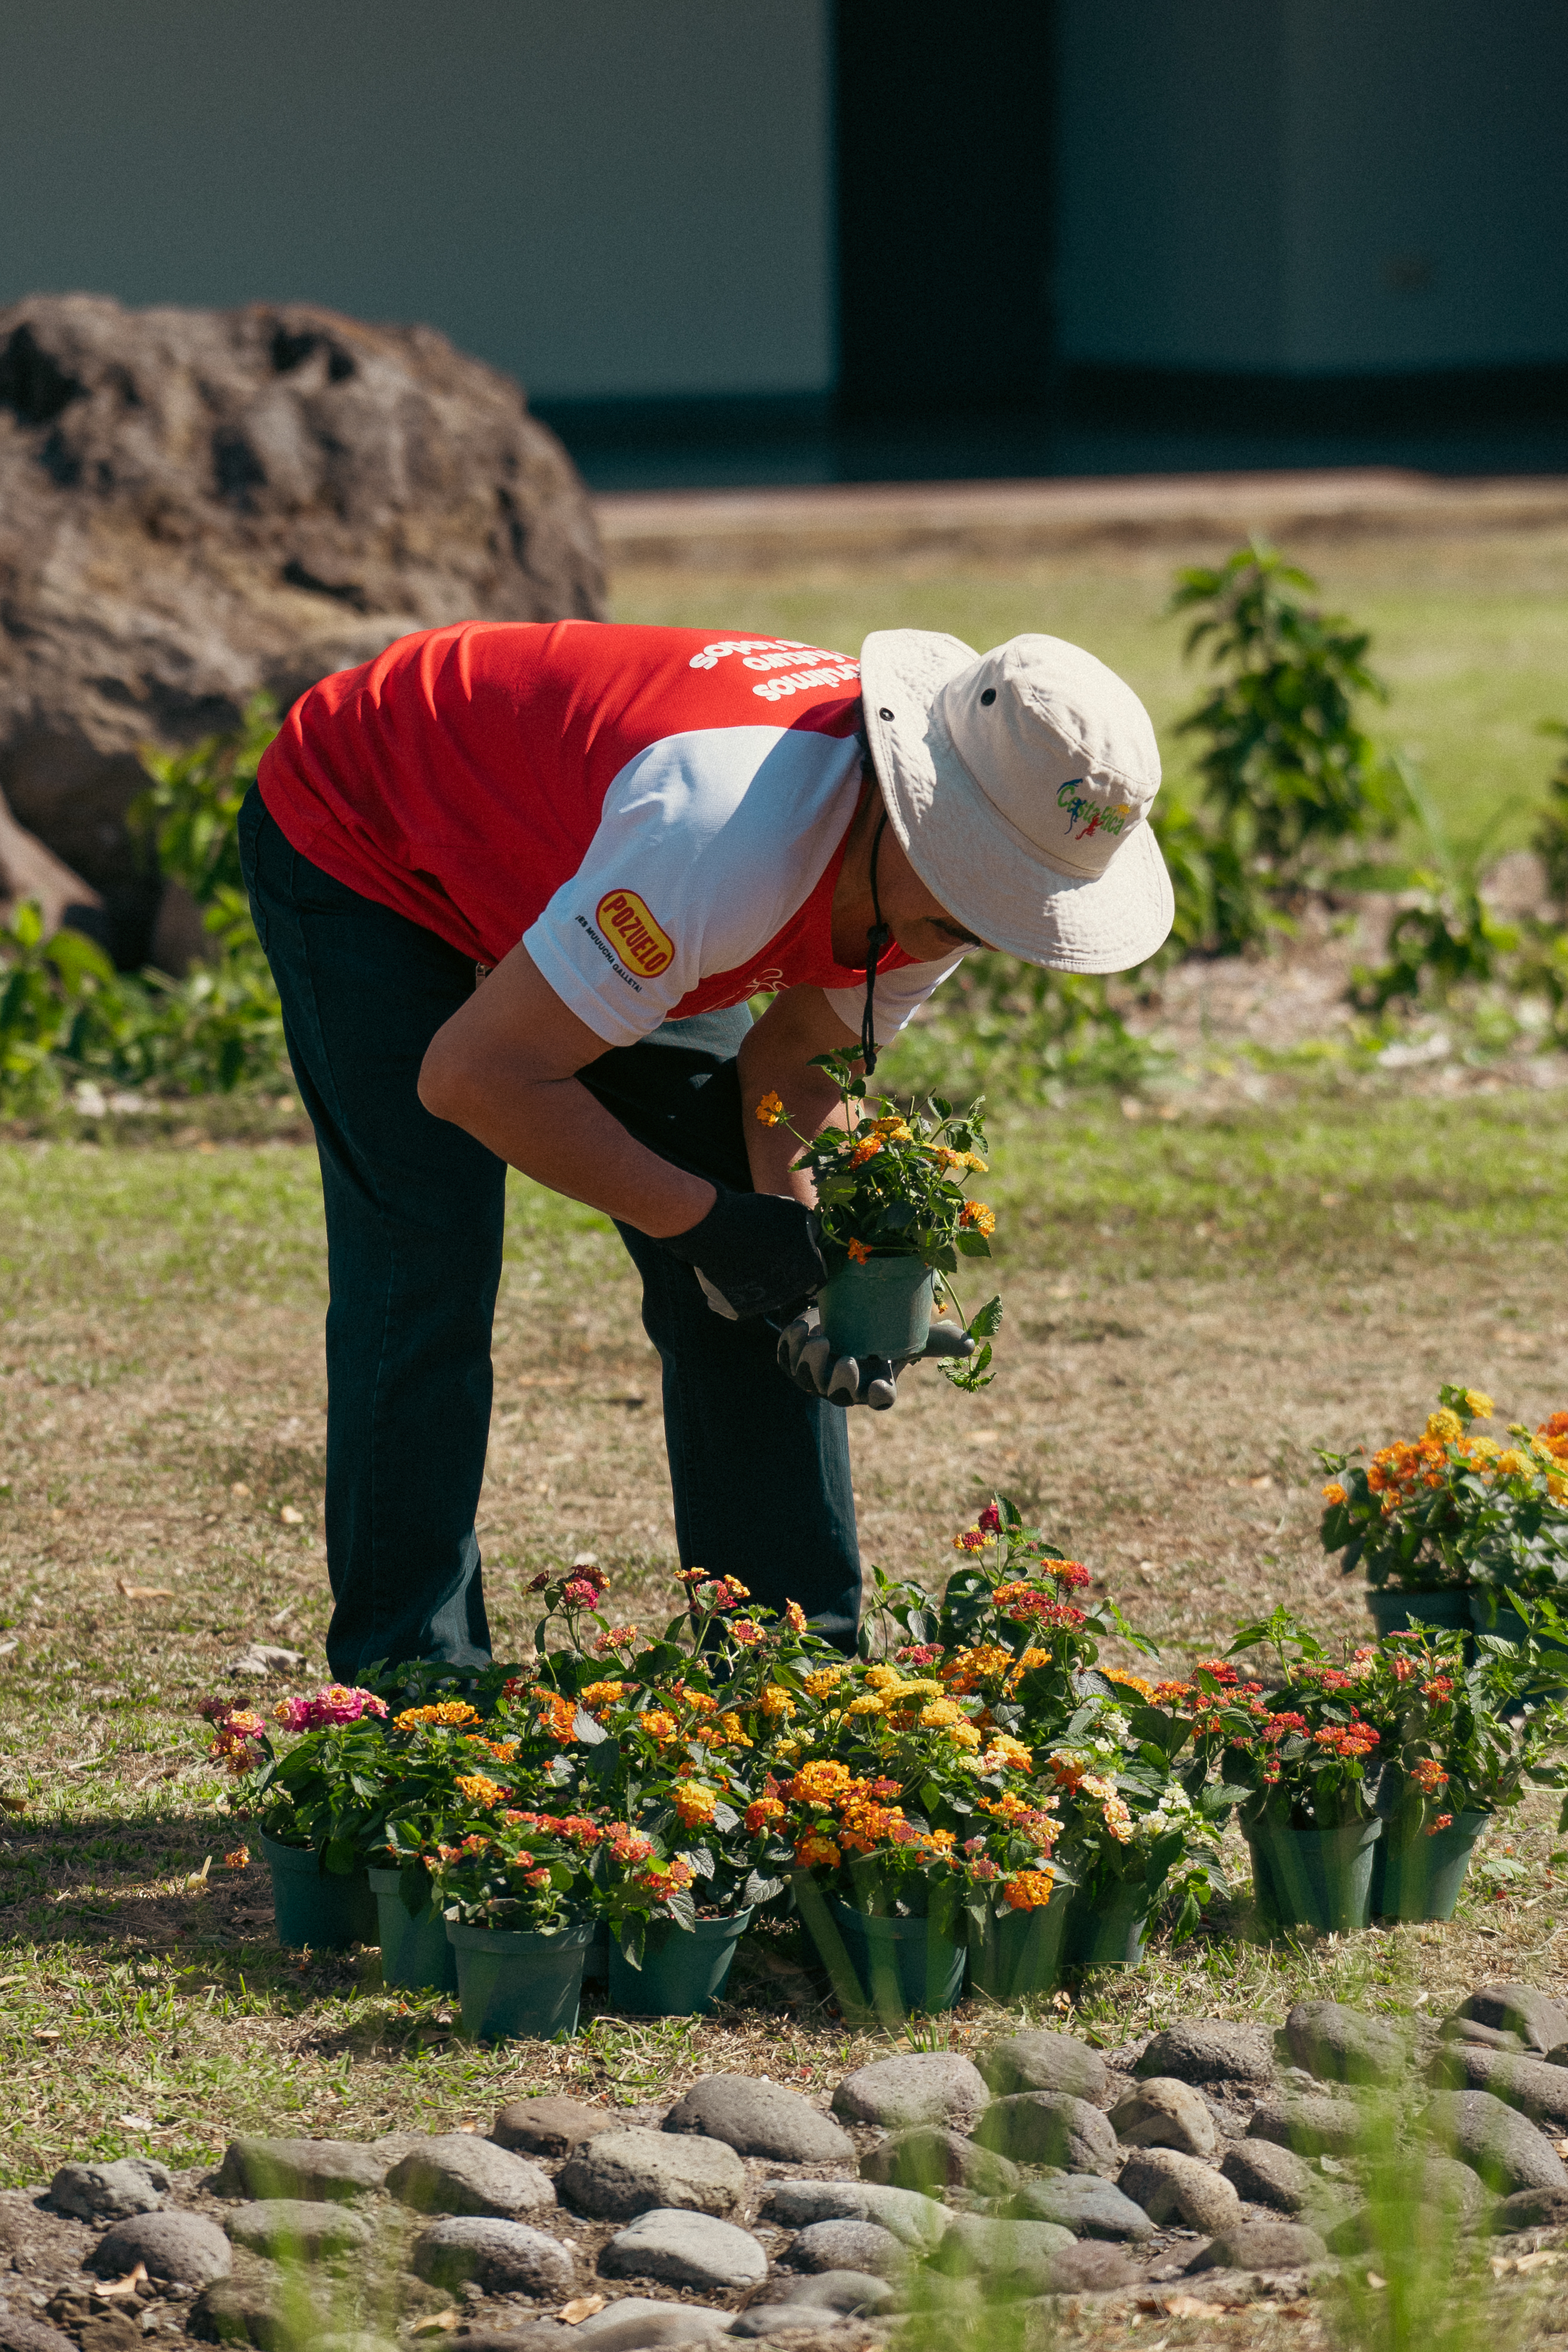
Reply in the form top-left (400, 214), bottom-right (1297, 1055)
top-left (875, 821), bottom-right (993, 961)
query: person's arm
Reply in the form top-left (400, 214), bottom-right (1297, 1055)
top-left (736, 985), bottom-right (862, 1201)
top-left (417, 940), bottom-right (716, 1238)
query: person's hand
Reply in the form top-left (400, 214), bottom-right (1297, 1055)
top-left (776, 1304), bottom-right (975, 1411)
top-left (663, 1188), bottom-right (826, 1322)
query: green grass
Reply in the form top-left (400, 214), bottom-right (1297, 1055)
top-left (612, 527), bottom-right (1568, 858)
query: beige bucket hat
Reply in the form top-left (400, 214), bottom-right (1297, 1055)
top-left (859, 629), bottom-right (1174, 972)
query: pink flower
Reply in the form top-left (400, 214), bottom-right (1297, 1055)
top-left (563, 1579), bottom-right (600, 1609)
top-left (729, 1621), bottom-right (763, 1646)
top-left (273, 1685), bottom-right (387, 1732)
top-left (977, 1503), bottom-right (1002, 1536)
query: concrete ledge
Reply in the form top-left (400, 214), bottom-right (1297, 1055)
top-left (597, 468), bottom-right (1568, 571)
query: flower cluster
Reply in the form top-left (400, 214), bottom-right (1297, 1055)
top-left (272, 1685), bottom-right (389, 1732)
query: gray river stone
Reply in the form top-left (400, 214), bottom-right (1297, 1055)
top-left (576, 2299), bottom-right (734, 2351)
top-left (1445, 1983), bottom-right (1568, 2057)
top-left (1282, 2002), bottom-right (1406, 2088)
top-left (225, 2198), bottom-right (370, 2259)
top-left (0, 2315), bottom-right (78, 2352)
top-left (785, 2220), bottom-right (908, 2280)
top-left (756, 2180), bottom-right (948, 2246)
top-left (831, 2053), bottom-right (989, 2130)
top-left (1248, 2093), bottom-right (1370, 2158)
top-left (1137, 2022), bottom-right (1276, 2087)
top-left (1007, 2175), bottom-right (1155, 2241)
top-left (859, 2126), bottom-right (1019, 2197)
top-left (91, 2210), bottom-right (232, 2286)
top-left (387, 2135), bottom-right (555, 2219)
top-left (412, 2216), bottom-right (577, 2297)
top-left (931, 2213), bottom-right (1076, 2290)
top-left (1423, 2089), bottom-right (1568, 2195)
top-left (1187, 2221), bottom-right (1328, 2273)
top-left (975, 2031), bottom-right (1108, 2105)
top-left (1428, 2042), bottom-right (1568, 2131)
top-left (1109, 2077), bottom-right (1217, 2158)
top-left (973, 2091), bottom-right (1119, 2173)
top-left (1117, 2148), bottom-right (1243, 2236)
top-left (561, 2127), bottom-right (745, 2221)
top-left (664, 2075), bottom-right (852, 2165)
top-left (1490, 2184), bottom-right (1568, 2234)
top-left (48, 2158), bottom-right (170, 2222)
top-left (601, 2209), bottom-right (769, 2293)
top-left (771, 2271), bottom-right (899, 2315)
top-left (214, 2135), bottom-right (389, 2201)
top-left (493, 2097), bottom-right (621, 2158)
top-left (1220, 2138), bottom-right (1319, 2214)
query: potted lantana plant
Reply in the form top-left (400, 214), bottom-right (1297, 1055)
top-left (1209, 1611), bottom-right (1386, 1934)
top-left (1355, 1617), bottom-right (1568, 1920)
top-left (201, 1685), bottom-right (389, 1949)
top-left (756, 1053), bottom-right (1001, 1383)
top-left (425, 1802), bottom-right (604, 2039)
top-left (1318, 1385), bottom-right (1568, 1639)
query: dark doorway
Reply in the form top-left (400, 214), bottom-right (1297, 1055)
top-left (834, 0), bottom-right (1056, 419)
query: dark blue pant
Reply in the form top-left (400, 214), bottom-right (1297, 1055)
top-left (238, 788), bottom-right (861, 1678)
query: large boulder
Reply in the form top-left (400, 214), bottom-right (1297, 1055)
top-left (0, 293), bottom-right (604, 964)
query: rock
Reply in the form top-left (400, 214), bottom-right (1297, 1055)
top-left (930, 2214), bottom-right (1075, 2288)
top-left (0, 293), bottom-right (604, 968)
top-left (186, 2278), bottom-right (283, 2349)
top-left (0, 2314), bottom-right (78, 2352)
top-left (726, 2313), bottom-right (856, 2342)
top-left (757, 2180), bottom-right (948, 2247)
top-left (1187, 2221), bottom-right (1327, 2273)
top-left (1108, 2078), bottom-right (1217, 2159)
top-left (831, 2054), bottom-right (990, 2131)
top-left (664, 2077), bottom-right (853, 2166)
top-left (1046, 2241), bottom-right (1137, 2292)
top-left (1117, 2149), bottom-right (1244, 2236)
top-left (1444, 2022), bottom-right (1527, 2054)
top-left (771, 2273), bottom-right (898, 2316)
top-left (214, 2136), bottom-right (388, 2202)
top-left (1282, 2001), bottom-right (1406, 2087)
top-left (1445, 1983), bottom-right (1568, 2056)
top-left (577, 2299), bottom-right (733, 2351)
top-left (1007, 2176), bottom-right (1155, 2241)
top-left (859, 2127), bottom-right (1018, 2198)
top-left (1490, 2184), bottom-right (1568, 2234)
top-left (224, 2199), bottom-right (370, 2259)
top-left (974, 2032), bottom-right (1108, 2105)
top-left (1428, 2044), bottom-right (1568, 2130)
top-left (1423, 2090), bottom-right (1568, 2195)
top-left (1327, 2166), bottom-right (1489, 2255)
top-left (1429, 2097), bottom-right (1561, 2201)
top-left (231, 1646), bottom-right (303, 1679)
top-left (385, 2134), bottom-right (555, 2219)
top-left (90, 2211), bottom-right (232, 2286)
top-left (1248, 2093), bottom-right (1369, 2158)
top-left (0, 784), bottom-right (103, 948)
top-left (1137, 2023), bottom-right (1276, 2088)
top-left (601, 2209), bottom-right (768, 2294)
top-left (411, 2216), bottom-right (576, 2297)
top-left (1220, 2140), bottom-right (1318, 2215)
top-left (493, 2097), bottom-right (621, 2158)
top-left (972, 2092), bottom-right (1119, 2174)
top-left (786, 2221), bottom-right (908, 2280)
top-left (48, 2158), bottom-right (170, 2222)
top-left (561, 2128), bottom-right (745, 2222)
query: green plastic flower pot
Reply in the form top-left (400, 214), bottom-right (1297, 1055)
top-left (608, 1911), bottom-right (752, 2017)
top-left (1247, 1817), bottom-right (1382, 1937)
top-left (817, 1258), bottom-right (935, 1362)
top-left (261, 1830), bottom-right (377, 1951)
top-left (583, 1919), bottom-right (610, 1983)
top-left (1061, 1884), bottom-right (1149, 1968)
top-left (369, 1866), bottom-right (458, 1993)
top-left (968, 1895), bottom-right (1070, 1999)
top-left (1371, 1810), bottom-right (1489, 1922)
top-left (446, 1915), bottom-right (594, 2041)
top-left (821, 1897), bottom-right (965, 2017)
top-left (1366, 1587), bottom-right (1472, 1639)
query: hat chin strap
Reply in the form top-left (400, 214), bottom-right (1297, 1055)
top-left (860, 810), bottom-right (891, 1077)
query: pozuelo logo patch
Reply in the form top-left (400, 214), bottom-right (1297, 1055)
top-left (596, 888), bottom-right (673, 977)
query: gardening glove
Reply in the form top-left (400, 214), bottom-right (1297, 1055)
top-left (663, 1187), bottom-right (826, 1323)
top-left (776, 1304), bottom-right (975, 1412)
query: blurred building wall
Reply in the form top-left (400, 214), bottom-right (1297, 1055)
top-left (1056, 0), bottom-right (1568, 374)
top-left (0, 0), bottom-right (835, 402)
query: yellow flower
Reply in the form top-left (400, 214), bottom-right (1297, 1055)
top-left (918, 1699), bottom-right (964, 1728)
top-left (960, 1202), bottom-right (996, 1236)
top-left (1426, 1408), bottom-right (1464, 1444)
top-left (1469, 1435), bottom-right (1502, 1462)
top-left (962, 1152), bottom-right (988, 1172)
top-left (804, 1667), bottom-right (844, 1698)
top-left (674, 1783), bottom-right (719, 1826)
top-left (719, 1711), bottom-right (752, 1745)
top-left (580, 1681), bottom-right (626, 1707)
top-left (454, 1774), bottom-right (504, 1808)
top-left (394, 1701), bottom-right (480, 1729)
top-left (755, 1091), bottom-right (785, 1126)
top-left (1496, 1449), bottom-right (1530, 1477)
top-left (760, 1686), bottom-right (797, 1719)
top-left (849, 1695), bottom-right (886, 1716)
top-left (987, 1733), bottom-right (1034, 1770)
top-left (1104, 1669), bottom-right (1156, 1701)
top-left (1465, 1390), bottom-right (1495, 1419)
top-left (784, 1601), bottom-right (807, 1634)
top-left (641, 1710), bottom-right (677, 1741)
top-left (864, 1664), bottom-right (901, 1692)
top-left (948, 1723), bottom-right (982, 1750)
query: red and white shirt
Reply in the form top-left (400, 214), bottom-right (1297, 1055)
top-left (258, 620), bottom-right (963, 1049)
